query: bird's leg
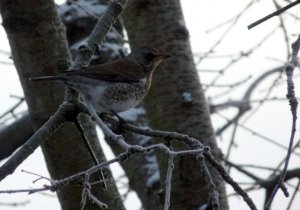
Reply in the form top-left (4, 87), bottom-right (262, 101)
top-left (105, 110), bottom-right (129, 134)
top-left (110, 110), bottom-right (128, 124)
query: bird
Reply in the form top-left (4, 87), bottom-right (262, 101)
top-left (32, 47), bottom-right (170, 114)
top-left (31, 47), bottom-right (170, 189)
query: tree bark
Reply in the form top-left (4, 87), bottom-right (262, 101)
top-left (122, 0), bottom-right (229, 209)
top-left (0, 1), bottom-right (125, 210)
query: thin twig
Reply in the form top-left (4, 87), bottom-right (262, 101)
top-left (248, 0), bottom-right (300, 29)
top-left (0, 97), bottom-right (25, 120)
top-left (85, 101), bottom-right (130, 150)
top-left (163, 155), bottom-right (174, 210)
top-left (73, 118), bottom-right (107, 190)
top-left (204, 26), bottom-right (279, 92)
top-left (204, 151), bottom-right (258, 210)
top-left (216, 112), bottom-right (300, 156)
top-left (266, 34), bottom-right (300, 209)
top-left (286, 179), bottom-right (300, 210)
top-left (0, 200), bottom-right (29, 207)
top-left (67, 0), bottom-right (125, 43)
top-left (0, 111), bottom-right (258, 210)
top-left (197, 0), bottom-right (258, 64)
top-left (197, 153), bottom-right (220, 210)
top-left (102, 116), bottom-right (258, 210)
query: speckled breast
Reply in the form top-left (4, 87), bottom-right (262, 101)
top-left (101, 81), bottom-right (149, 112)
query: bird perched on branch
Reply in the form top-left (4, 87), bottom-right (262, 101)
top-left (32, 47), bottom-right (170, 113)
top-left (31, 47), bottom-right (170, 190)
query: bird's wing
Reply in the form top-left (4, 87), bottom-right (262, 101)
top-left (61, 59), bottom-right (146, 83)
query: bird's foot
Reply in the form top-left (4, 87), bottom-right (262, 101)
top-left (110, 110), bottom-right (128, 134)
top-left (110, 110), bottom-right (128, 124)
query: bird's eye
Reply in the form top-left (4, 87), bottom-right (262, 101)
top-left (145, 53), bottom-right (154, 61)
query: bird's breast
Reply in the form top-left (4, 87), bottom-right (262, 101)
top-left (64, 76), bottom-right (150, 113)
top-left (94, 79), bottom-right (148, 112)
top-left (104, 81), bottom-right (147, 101)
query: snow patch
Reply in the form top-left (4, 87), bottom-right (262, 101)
top-left (119, 107), bottom-right (146, 121)
top-left (182, 92), bottom-right (193, 103)
top-left (144, 152), bottom-right (160, 187)
top-left (146, 170), bottom-right (160, 188)
top-left (198, 204), bottom-right (208, 210)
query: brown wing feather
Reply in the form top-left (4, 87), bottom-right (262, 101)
top-left (61, 59), bottom-right (146, 83)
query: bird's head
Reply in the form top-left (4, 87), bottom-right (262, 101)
top-left (128, 47), bottom-right (170, 75)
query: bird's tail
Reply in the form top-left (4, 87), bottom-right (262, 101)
top-left (30, 76), bottom-right (66, 82)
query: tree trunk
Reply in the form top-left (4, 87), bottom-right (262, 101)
top-left (122, 0), bottom-right (229, 209)
top-left (0, 0), bottom-right (125, 209)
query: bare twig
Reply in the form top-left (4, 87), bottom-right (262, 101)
top-left (163, 155), bottom-right (174, 210)
top-left (0, 97), bottom-right (25, 120)
top-left (73, 118), bottom-right (107, 190)
top-left (0, 200), bottom-right (29, 207)
top-left (85, 101), bottom-right (130, 150)
top-left (204, 26), bottom-right (279, 92)
top-left (216, 112), bottom-right (300, 157)
top-left (224, 121), bottom-right (238, 161)
top-left (272, 0), bottom-right (291, 59)
top-left (21, 169), bottom-right (52, 183)
top-left (71, 0), bottom-right (126, 69)
top-left (286, 179), bottom-right (300, 210)
top-left (198, 153), bottom-right (220, 210)
top-left (0, 111), bottom-right (258, 210)
top-left (272, 138), bottom-right (300, 174)
top-left (241, 71), bottom-right (283, 124)
top-left (197, 0), bottom-right (258, 64)
top-left (248, 0), bottom-right (300, 29)
top-left (67, 0), bottom-right (125, 43)
top-left (266, 34), bottom-right (300, 209)
top-left (203, 75), bottom-right (252, 88)
top-left (102, 115), bottom-right (258, 210)
top-left (204, 151), bottom-right (257, 210)
top-left (0, 60), bottom-right (13, 65)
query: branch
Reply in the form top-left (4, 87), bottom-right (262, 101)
top-left (266, 34), bottom-right (300, 209)
top-left (0, 141), bottom-right (204, 194)
top-left (0, 97), bottom-right (25, 120)
top-left (197, 153), bottom-right (220, 210)
top-left (85, 101), bottom-right (131, 149)
top-left (71, 0), bottom-right (126, 69)
top-left (0, 1), bottom-right (127, 209)
top-left (248, 0), bottom-right (300, 29)
top-left (204, 152), bottom-right (257, 210)
top-left (0, 103), bottom-right (79, 181)
top-left (1, 110), bottom-right (258, 210)
top-left (216, 65), bottom-right (284, 135)
top-left (102, 115), bottom-right (258, 210)
top-left (163, 155), bottom-right (173, 210)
